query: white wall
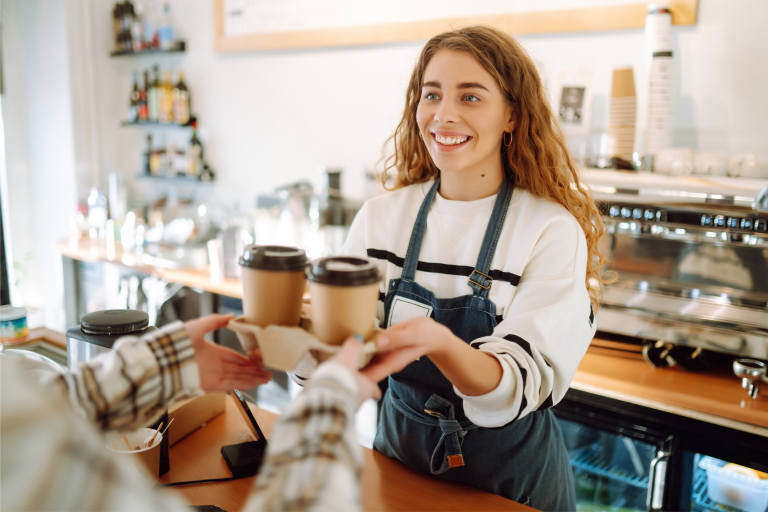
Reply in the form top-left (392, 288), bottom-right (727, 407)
top-left (4, 0), bottom-right (768, 326)
top-left (84, 0), bottom-right (768, 208)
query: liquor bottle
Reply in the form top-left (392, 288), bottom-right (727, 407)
top-left (157, 3), bottom-right (174, 51)
top-left (128, 71), bottom-right (140, 122)
top-left (121, 1), bottom-right (134, 52)
top-left (172, 71), bottom-right (190, 125)
top-left (186, 122), bottom-right (203, 176)
top-left (148, 65), bottom-right (160, 121)
top-left (142, 0), bottom-right (157, 49)
top-left (138, 70), bottom-right (150, 121)
top-left (144, 134), bottom-right (153, 174)
top-left (131, 0), bottom-right (144, 52)
top-left (160, 70), bottom-right (174, 124)
top-left (113, 3), bottom-right (124, 51)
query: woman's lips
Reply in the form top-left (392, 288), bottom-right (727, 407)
top-left (431, 132), bottom-right (472, 152)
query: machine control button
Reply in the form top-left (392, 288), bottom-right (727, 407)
top-left (609, 206), bottom-right (621, 217)
top-left (727, 217), bottom-right (740, 229)
top-left (740, 218), bottom-right (753, 230)
top-left (644, 209), bottom-right (655, 221)
top-left (755, 219), bottom-right (767, 233)
top-left (633, 208), bottom-right (643, 220)
top-left (700, 214), bottom-right (713, 226)
top-left (714, 215), bottom-right (726, 228)
top-left (621, 207), bottom-right (632, 218)
top-left (656, 210), bottom-right (668, 222)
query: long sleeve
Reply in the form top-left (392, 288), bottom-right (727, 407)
top-left (455, 213), bottom-right (596, 427)
top-left (48, 320), bottom-right (202, 431)
top-left (244, 362), bottom-right (362, 512)
top-left (0, 331), bottom-right (197, 512)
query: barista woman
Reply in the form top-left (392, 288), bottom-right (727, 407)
top-left (345, 26), bottom-right (611, 510)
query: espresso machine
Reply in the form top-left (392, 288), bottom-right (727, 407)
top-left (586, 170), bottom-right (768, 397)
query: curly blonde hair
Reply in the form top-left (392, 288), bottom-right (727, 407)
top-left (381, 25), bottom-right (612, 310)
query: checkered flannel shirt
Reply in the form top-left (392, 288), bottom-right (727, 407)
top-left (1, 321), bottom-right (363, 511)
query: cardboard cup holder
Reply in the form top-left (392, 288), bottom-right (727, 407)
top-left (228, 313), bottom-right (378, 372)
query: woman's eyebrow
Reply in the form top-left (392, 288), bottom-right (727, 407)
top-left (458, 82), bottom-right (489, 91)
top-left (423, 81), bottom-right (441, 88)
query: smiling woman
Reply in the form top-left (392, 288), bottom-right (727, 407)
top-left (330, 25), bottom-right (614, 510)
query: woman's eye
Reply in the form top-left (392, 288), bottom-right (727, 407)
top-left (424, 92), bottom-right (439, 100)
top-left (464, 95), bottom-right (480, 102)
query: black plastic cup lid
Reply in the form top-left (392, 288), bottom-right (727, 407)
top-left (239, 245), bottom-right (309, 271)
top-left (306, 256), bottom-right (381, 286)
top-left (80, 309), bottom-right (149, 336)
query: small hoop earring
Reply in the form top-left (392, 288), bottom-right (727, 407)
top-left (503, 132), bottom-right (512, 147)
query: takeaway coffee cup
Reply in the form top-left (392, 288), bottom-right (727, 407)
top-left (239, 245), bottom-right (309, 327)
top-left (306, 256), bottom-right (381, 345)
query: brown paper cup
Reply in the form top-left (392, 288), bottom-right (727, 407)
top-left (308, 281), bottom-right (379, 345)
top-left (241, 267), bottom-right (305, 327)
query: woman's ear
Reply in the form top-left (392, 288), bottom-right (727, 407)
top-left (506, 104), bottom-right (519, 133)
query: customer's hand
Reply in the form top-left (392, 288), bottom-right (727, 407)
top-left (185, 314), bottom-right (273, 392)
top-left (326, 337), bottom-right (383, 407)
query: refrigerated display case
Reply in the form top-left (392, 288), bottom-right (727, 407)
top-left (553, 389), bottom-right (768, 512)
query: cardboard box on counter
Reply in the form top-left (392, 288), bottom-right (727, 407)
top-left (167, 392), bottom-right (227, 446)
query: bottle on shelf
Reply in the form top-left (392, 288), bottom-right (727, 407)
top-left (143, 0), bottom-right (157, 49)
top-left (148, 65), bottom-right (160, 122)
top-left (160, 70), bottom-right (174, 124)
top-left (128, 71), bottom-right (140, 122)
top-left (131, 0), bottom-right (144, 52)
top-left (173, 71), bottom-right (190, 125)
top-left (138, 70), bottom-right (150, 121)
top-left (113, 3), bottom-right (124, 51)
top-left (120, 1), bottom-right (135, 52)
top-left (186, 122), bottom-right (203, 177)
top-left (144, 134), bottom-right (153, 174)
top-left (157, 3), bottom-right (174, 51)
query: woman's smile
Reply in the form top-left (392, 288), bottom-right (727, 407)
top-left (431, 130), bottom-right (473, 152)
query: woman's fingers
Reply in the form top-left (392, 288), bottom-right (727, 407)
top-left (187, 314), bottom-right (235, 338)
top-left (361, 345), bottom-right (425, 383)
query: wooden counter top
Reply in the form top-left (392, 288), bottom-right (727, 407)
top-left (574, 343), bottom-right (768, 435)
top-left (164, 395), bottom-right (527, 511)
top-left (54, 237), bottom-right (243, 298)
top-left (55, 238), bottom-right (768, 435)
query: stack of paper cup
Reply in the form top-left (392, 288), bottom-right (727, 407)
top-left (645, 3), bottom-right (674, 155)
top-left (608, 68), bottom-right (637, 162)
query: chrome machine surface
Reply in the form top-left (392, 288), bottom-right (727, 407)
top-left (585, 170), bottom-right (768, 360)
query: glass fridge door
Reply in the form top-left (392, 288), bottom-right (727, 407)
top-left (558, 417), bottom-right (663, 511)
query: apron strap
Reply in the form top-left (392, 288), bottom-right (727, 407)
top-left (388, 392), bottom-right (477, 475)
top-left (401, 178), bottom-right (441, 281)
top-left (468, 178), bottom-right (515, 297)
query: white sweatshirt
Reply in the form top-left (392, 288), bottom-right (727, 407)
top-left (342, 179), bottom-right (596, 428)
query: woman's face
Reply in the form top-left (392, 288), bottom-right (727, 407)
top-left (416, 50), bottom-right (515, 177)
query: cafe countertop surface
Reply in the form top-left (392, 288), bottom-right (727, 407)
top-left (164, 394), bottom-right (528, 511)
top-left (55, 237), bottom-right (768, 434)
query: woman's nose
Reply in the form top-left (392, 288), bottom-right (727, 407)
top-left (434, 98), bottom-right (459, 124)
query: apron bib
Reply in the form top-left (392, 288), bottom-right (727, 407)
top-left (374, 178), bottom-right (576, 510)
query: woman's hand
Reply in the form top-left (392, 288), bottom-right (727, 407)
top-left (366, 317), bottom-right (504, 397)
top-left (359, 317), bottom-right (456, 384)
top-left (185, 314), bottom-right (273, 392)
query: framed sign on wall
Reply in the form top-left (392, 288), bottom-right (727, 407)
top-left (213, 0), bottom-right (698, 53)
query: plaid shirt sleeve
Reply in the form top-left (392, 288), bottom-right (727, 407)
top-left (244, 361), bottom-right (363, 512)
top-left (1, 321), bottom-right (363, 511)
top-left (47, 320), bottom-right (201, 431)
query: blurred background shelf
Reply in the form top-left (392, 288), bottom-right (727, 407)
top-left (135, 173), bottom-right (212, 183)
top-left (121, 116), bottom-right (196, 128)
top-left (110, 44), bottom-right (185, 57)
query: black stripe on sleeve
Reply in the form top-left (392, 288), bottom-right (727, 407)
top-left (588, 304), bottom-right (595, 327)
top-left (511, 367), bottom-right (528, 423)
top-left (538, 391), bottom-right (554, 410)
top-left (379, 291), bottom-right (385, 302)
top-left (367, 248), bottom-right (520, 286)
top-left (502, 334), bottom-right (533, 359)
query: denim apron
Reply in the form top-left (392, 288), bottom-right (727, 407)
top-left (374, 177), bottom-right (576, 511)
